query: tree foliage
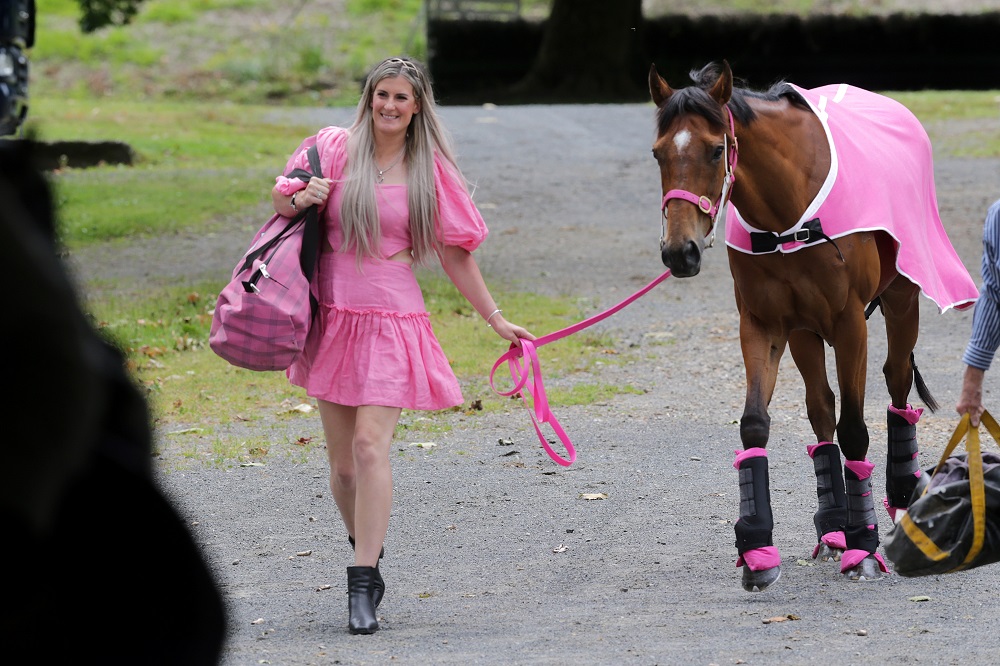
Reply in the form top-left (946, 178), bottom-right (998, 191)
top-left (76, 0), bottom-right (147, 33)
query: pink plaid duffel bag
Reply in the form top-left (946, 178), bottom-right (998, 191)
top-left (209, 144), bottom-right (322, 371)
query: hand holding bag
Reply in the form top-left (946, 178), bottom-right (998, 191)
top-left (209, 144), bottom-right (323, 371)
top-left (883, 409), bottom-right (1000, 577)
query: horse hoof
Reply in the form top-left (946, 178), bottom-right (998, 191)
top-left (814, 543), bottom-right (844, 562)
top-left (742, 565), bottom-right (781, 592)
top-left (844, 556), bottom-right (884, 581)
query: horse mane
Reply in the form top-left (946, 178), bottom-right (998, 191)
top-left (655, 62), bottom-right (811, 134)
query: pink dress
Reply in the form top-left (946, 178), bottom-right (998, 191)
top-left (273, 127), bottom-right (488, 410)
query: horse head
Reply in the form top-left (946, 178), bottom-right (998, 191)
top-left (649, 61), bottom-right (736, 277)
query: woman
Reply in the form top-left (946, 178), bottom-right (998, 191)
top-left (270, 56), bottom-right (534, 635)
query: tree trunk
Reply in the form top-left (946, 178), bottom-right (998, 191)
top-left (511, 0), bottom-right (646, 102)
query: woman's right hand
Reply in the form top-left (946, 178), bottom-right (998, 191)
top-left (301, 177), bottom-right (333, 207)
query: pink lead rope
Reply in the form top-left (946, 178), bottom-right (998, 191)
top-left (489, 268), bottom-right (673, 466)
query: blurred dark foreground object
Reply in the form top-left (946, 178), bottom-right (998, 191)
top-left (0, 0), bottom-right (33, 136)
top-left (0, 138), bottom-right (227, 663)
top-left (884, 411), bottom-right (1000, 577)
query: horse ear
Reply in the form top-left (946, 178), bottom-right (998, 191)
top-left (649, 64), bottom-right (672, 107)
top-left (709, 60), bottom-right (733, 105)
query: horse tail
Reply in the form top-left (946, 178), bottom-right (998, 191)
top-left (910, 351), bottom-right (938, 412)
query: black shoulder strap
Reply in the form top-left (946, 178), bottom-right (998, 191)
top-left (297, 144), bottom-right (323, 292)
top-left (240, 144), bottom-right (324, 274)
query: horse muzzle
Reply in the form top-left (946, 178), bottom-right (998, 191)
top-left (660, 237), bottom-right (702, 277)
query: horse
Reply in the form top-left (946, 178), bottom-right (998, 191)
top-left (647, 61), bottom-right (978, 591)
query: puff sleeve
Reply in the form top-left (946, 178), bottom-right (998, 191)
top-left (434, 154), bottom-right (489, 252)
top-left (273, 126), bottom-right (350, 197)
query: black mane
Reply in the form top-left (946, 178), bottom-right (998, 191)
top-left (655, 62), bottom-right (810, 135)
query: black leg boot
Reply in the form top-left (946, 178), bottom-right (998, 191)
top-left (349, 536), bottom-right (385, 607)
top-left (885, 405), bottom-right (921, 520)
top-left (347, 566), bottom-right (379, 634)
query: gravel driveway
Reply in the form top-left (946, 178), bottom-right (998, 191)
top-left (80, 102), bottom-right (1000, 665)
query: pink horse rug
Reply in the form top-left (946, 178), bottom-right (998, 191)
top-left (726, 83), bottom-right (978, 313)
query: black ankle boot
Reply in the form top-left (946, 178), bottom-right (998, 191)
top-left (349, 536), bottom-right (385, 607)
top-left (347, 566), bottom-right (379, 634)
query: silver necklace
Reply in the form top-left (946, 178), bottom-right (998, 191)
top-left (375, 148), bottom-right (405, 183)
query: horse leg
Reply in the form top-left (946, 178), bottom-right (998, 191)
top-left (734, 448), bottom-right (780, 591)
top-left (788, 330), bottom-right (845, 562)
top-left (834, 308), bottom-right (888, 580)
top-left (734, 315), bottom-right (785, 591)
top-left (877, 278), bottom-right (926, 522)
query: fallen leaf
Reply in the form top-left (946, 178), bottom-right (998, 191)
top-left (579, 493), bottom-right (608, 500)
top-left (289, 403), bottom-right (313, 413)
top-left (296, 550), bottom-right (312, 557)
top-left (909, 595), bottom-right (932, 602)
top-left (317, 584), bottom-right (331, 591)
top-left (553, 544), bottom-right (568, 553)
top-left (796, 559), bottom-right (816, 567)
top-left (239, 462), bottom-right (264, 467)
top-left (498, 438), bottom-right (514, 446)
top-left (762, 614), bottom-right (800, 624)
top-left (410, 441), bottom-right (437, 449)
top-left (251, 618), bottom-right (264, 625)
top-left (168, 427), bottom-right (203, 435)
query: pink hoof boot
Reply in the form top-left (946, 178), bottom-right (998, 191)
top-left (737, 546), bottom-right (781, 592)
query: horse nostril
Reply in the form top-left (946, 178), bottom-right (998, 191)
top-left (683, 240), bottom-right (702, 267)
top-left (662, 241), bottom-right (702, 276)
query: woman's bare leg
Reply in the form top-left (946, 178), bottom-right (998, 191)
top-left (318, 400), bottom-right (400, 567)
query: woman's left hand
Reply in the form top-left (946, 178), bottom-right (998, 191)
top-left (490, 314), bottom-right (535, 348)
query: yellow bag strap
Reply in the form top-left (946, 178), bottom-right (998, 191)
top-left (897, 410), bottom-right (1000, 569)
top-left (960, 423), bottom-right (984, 566)
top-left (982, 410), bottom-right (1000, 449)
top-left (963, 410), bottom-right (1000, 567)
top-left (897, 413), bottom-right (970, 563)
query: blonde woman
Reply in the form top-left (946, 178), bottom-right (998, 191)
top-left (271, 56), bottom-right (534, 634)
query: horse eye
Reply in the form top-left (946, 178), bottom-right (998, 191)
top-left (713, 146), bottom-right (725, 161)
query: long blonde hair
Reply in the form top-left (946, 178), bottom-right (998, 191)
top-left (340, 56), bottom-right (465, 266)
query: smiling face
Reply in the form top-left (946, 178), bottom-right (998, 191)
top-left (371, 75), bottom-right (420, 139)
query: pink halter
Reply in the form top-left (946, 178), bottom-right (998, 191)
top-left (660, 105), bottom-right (738, 245)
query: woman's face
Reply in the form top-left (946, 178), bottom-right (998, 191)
top-left (371, 75), bottom-right (420, 138)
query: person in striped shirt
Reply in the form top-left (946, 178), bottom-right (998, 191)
top-left (957, 198), bottom-right (1000, 427)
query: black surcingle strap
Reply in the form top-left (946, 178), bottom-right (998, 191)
top-left (810, 443), bottom-right (847, 539)
top-left (735, 455), bottom-right (774, 554)
top-left (749, 217), bottom-right (845, 261)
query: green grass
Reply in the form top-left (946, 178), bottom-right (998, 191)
top-left (26, 98), bottom-right (315, 245)
top-left (886, 90), bottom-right (1000, 157)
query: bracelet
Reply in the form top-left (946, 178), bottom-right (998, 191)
top-left (290, 192), bottom-right (299, 212)
top-left (485, 308), bottom-right (502, 327)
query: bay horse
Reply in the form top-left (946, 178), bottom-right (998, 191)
top-left (648, 61), bottom-right (978, 590)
